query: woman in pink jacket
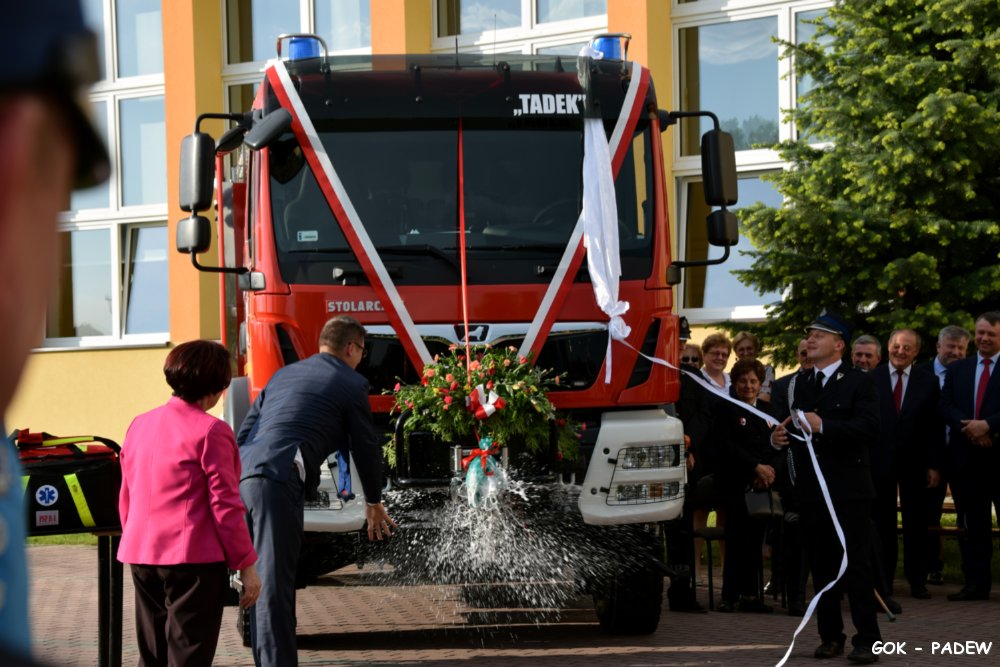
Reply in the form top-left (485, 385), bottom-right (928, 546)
top-left (118, 340), bottom-right (260, 666)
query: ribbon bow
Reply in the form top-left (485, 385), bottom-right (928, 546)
top-left (468, 384), bottom-right (506, 420)
top-left (461, 437), bottom-right (500, 471)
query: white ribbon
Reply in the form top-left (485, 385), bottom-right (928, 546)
top-left (582, 116), bottom-right (630, 384)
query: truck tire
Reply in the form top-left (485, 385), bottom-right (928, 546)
top-left (591, 532), bottom-right (664, 635)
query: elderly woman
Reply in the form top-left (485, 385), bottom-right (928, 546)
top-left (700, 333), bottom-right (732, 393)
top-left (733, 331), bottom-right (775, 402)
top-left (714, 358), bottom-right (781, 613)
top-left (118, 340), bottom-right (261, 666)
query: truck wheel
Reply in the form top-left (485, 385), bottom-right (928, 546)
top-left (592, 546), bottom-right (664, 634)
top-left (236, 605), bottom-right (252, 647)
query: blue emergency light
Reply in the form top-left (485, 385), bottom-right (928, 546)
top-left (288, 36), bottom-right (321, 60)
top-left (589, 33), bottom-right (631, 61)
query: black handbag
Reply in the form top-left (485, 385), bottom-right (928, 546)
top-left (745, 486), bottom-right (783, 519)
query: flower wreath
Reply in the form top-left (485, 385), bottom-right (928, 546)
top-left (384, 345), bottom-right (580, 468)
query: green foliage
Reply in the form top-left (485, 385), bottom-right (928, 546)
top-left (731, 0), bottom-right (1000, 365)
top-left (385, 345), bottom-right (579, 467)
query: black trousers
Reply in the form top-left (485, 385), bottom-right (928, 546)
top-left (130, 562), bottom-right (228, 667)
top-left (950, 470), bottom-right (1000, 592)
top-left (802, 500), bottom-right (881, 650)
top-left (721, 494), bottom-right (766, 601)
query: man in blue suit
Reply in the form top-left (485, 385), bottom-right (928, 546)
top-left (238, 316), bottom-right (396, 666)
top-left (940, 311), bottom-right (1000, 601)
top-left (870, 329), bottom-right (944, 600)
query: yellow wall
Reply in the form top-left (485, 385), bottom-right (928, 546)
top-left (4, 348), bottom-right (174, 445)
top-left (371, 0), bottom-right (433, 53)
top-left (164, 0), bottom-right (226, 344)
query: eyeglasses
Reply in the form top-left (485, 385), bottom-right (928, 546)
top-left (353, 341), bottom-right (368, 359)
top-left (681, 356), bottom-right (700, 363)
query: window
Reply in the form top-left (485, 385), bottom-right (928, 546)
top-left (679, 17), bottom-right (779, 155)
top-left (680, 174), bottom-right (782, 316)
top-left (120, 97), bottom-right (167, 207)
top-left (52, 0), bottom-right (168, 348)
top-left (226, 0), bottom-right (371, 66)
top-left (434, 0), bottom-right (606, 54)
top-left (115, 0), bottom-right (163, 78)
top-left (674, 1), bottom-right (832, 322)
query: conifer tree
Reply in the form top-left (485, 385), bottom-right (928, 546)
top-left (735, 0), bottom-right (1000, 363)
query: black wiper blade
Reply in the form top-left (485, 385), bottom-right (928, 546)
top-left (376, 244), bottom-right (459, 270)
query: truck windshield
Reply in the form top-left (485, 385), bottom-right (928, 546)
top-left (270, 117), bottom-right (653, 285)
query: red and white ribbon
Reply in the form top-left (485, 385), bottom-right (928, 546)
top-left (468, 384), bottom-right (506, 420)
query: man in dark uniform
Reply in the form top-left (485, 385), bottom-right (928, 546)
top-left (238, 316), bottom-right (396, 667)
top-left (771, 311), bottom-right (881, 664)
top-left (870, 329), bottom-right (943, 600)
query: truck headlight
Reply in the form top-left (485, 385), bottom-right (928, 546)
top-left (608, 481), bottom-right (681, 505)
top-left (618, 444), bottom-right (679, 469)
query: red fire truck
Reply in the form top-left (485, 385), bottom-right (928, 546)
top-left (177, 33), bottom-right (737, 634)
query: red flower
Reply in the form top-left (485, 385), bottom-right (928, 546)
top-left (394, 382), bottom-right (401, 392)
top-left (444, 396), bottom-right (453, 404)
top-left (519, 356), bottom-right (528, 365)
top-left (450, 381), bottom-right (459, 391)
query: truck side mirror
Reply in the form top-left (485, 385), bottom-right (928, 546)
top-left (176, 215), bottom-right (212, 254)
top-left (245, 108), bottom-right (293, 151)
top-left (701, 129), bottom-right (737, 207)
top-left (179, 132), bottom-right (216, 213)
top-left (707, 209), bottom-right (739, 247)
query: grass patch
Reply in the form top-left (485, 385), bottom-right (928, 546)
top-left (27, 534), bottom-right (98, 547)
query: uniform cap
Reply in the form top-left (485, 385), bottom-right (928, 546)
top-left (806, 310), bottom-right (852, 341)
top-left (0, 0), bottom-right (110, 188)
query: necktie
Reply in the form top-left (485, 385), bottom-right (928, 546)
top-left (893, 369), bottom-right (904, 413)
top-left (975, 357), bottom-right (992, 419)
top-left (814, 370), bottom-right (824, 391)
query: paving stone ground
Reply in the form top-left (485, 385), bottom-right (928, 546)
top-left (28, 544), bottom-right (1000, 666)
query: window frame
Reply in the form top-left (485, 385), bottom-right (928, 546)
top-left (46, 0), bottom-right (169, 350)
top-left (672, 0), bottom-right (832, 324)
top-left (431, 0), bottom-right (606, 54)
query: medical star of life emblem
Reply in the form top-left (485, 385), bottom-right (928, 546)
top-left (36, 485), bottom-right (58, 507)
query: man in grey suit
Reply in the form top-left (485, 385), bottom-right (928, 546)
top-left (238, 316), bottom-right (396, 667)
top-left (940, 312), bottom-right (1000, 601)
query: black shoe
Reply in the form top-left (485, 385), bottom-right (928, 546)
top-left (847, 646), bottom-right (879, 664)
top-left (947, 586), bottom-right (989, 601)
top-left (910, 585), bottom-right (931, 599)
top-left (738, 596), bottom-right (774, 614)
top-left (716, 600), bottom-right (736, 613)
top-left (813, 640), bottom-right (845, 659)
top-left (927, 571), bottom-right (945, 586)
top-left (879, 596), bottom-right (902, 615)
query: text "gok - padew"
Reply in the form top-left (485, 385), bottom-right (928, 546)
top-left (872, 641), bottom-right (992, 655)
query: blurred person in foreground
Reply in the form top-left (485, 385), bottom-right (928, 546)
top-left (118, 341), bottom-right (260, 666)
top-left (0, 0), bottom-right (110, 663)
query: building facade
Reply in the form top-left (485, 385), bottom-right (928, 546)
top-left (7, 0), bottom-right (829, 442)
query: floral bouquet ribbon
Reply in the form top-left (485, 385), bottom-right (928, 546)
top-left (468, 384), bottom-right (506, 420)
top-left (462, 437), bottom-right (506, 509)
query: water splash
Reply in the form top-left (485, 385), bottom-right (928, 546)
top-left (362, 471), bottom-right (660, 628)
